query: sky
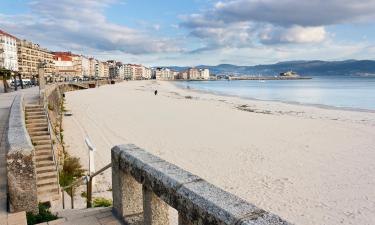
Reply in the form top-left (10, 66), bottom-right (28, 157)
top-left (1, 0), bottom-right (375, 66)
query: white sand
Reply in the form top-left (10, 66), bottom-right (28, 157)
top-left (64, 80), bottom-right (375, 225)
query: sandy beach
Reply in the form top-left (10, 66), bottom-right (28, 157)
top-left (63, 80), bottom-right (375, 225)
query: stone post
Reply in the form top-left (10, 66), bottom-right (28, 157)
top-left (143, 186), bottom-right (169, 225)
top-left (38, 67), bottom-right (45, 90)
top-left (112, 149), bottom-right (143, 220)
top-left (178, 214), bottom-right (194, 225)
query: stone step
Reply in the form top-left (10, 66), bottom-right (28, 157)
top-left (37, 171), bottom-right (58, 180)
top-left (7, 211), bottom-right (27, 225)
top-left (36, 160), bottom-right (55, 168)
top-left (36, 154), bottom-right (53, 162)
top-left (37, 177), bottom-right (58, 187)
top-left (25, 105), bottom-right (43, 109)
top-left (37, 184), bottom-right (59, 196)
top-left (38, 193), bottom-right (60, 204)
top-left (25, 105), bottom-right (44, 109)
top-left (56, 207), bottom-right (124, 225)
top-left (27, 126), bottom-right (49, 132)
top-left (30, 135), bottom-right (51, 141)
top-left (26, 111), bottom-right (45, 115)
top-left (25, 118), bottom-right (47, 124)
top-left (34, 139), bottom-right (52, 146)
top-left (57, 207), bottom-right (111, 221)
top-left (26, 114), bottom-right (46, 120)
top-left (35, 150), bottom-right (52, 157)
top-left (26, 122), bottom-right (48, 128)
top-left (36, 165), bottom-right (56, 174)
top-left (35, 144), bottom-right (52, 151)
top-left (25, 108), bottom-right (44, 113)
top-left (29, 130), bottom-right (50, 137)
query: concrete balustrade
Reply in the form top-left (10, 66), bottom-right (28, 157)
top-left (111, 144), bottom-right (292, 225)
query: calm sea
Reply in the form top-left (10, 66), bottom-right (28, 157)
top-left (176, 76), bottom-right (375, 111)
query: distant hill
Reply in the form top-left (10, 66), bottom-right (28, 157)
top-left (164, 60), bottom-right (375, 76)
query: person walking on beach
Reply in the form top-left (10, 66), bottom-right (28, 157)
top-left (154, 90), bottom-right (158, 95)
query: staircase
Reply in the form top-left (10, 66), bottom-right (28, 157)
top-left (25, 105), bottom-right (60, 205)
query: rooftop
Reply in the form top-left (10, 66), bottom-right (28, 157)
top-left (0, 29), bottom-right (18, 40)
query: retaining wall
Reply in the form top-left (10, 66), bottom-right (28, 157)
top-left (6, 94), bottom-right (39, 214)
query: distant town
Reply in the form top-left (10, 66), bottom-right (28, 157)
top-left (0, 29), bottom-right (210, 82)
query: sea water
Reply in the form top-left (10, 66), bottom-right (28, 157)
top-left (176, 76), bottom-right (375, 111)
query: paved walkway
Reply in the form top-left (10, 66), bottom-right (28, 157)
top-left (0, 87), bottom-right (39, 223)
top-left (44, 207), bottom-right (126, 225)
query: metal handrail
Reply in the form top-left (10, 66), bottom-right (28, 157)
top-left (61, 163), bottom-right (111, 209)
top-left (43, 93), bottom-right (59, 169)
top-left (42, 90), bottom-right (60, 195)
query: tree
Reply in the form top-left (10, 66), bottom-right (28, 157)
top-left (0, 68), bottom-right (11, 93)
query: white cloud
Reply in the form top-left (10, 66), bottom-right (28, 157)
top-left (181, 0), bottom-right (375, 50)
top-left (212, 0), bottom-right (375, 27)
top-left (0, 0), bottom-right (181, 54)
top-left (259, 26), bottom-right (327, 44)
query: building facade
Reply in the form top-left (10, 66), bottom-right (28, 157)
top-left (0, 29), bottom-right (18, 72)
top-left (17, 40), bottom-right (54, 79)
top-left (142, 67), bottom-right (152, 79)
top-left (177, 68), bottom-right (210, 80)
top-left (199, 68), bottom-right (210, 80)
top-left (123, 64), bottom-right (145, 80)
top-left (53, 52), bottom-right (83, 79)
top-left (89, 58), bottom-right (98, 77)
top-left (81, 55), bottom-right (90, 77)
top-left (187, 68), bottom-right (200, 80)
top-left (154, 68), bottom-right (175, 80)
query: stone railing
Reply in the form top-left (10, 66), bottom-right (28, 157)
top-left (6, 94), bottom-right (39, 214)
top-left (112, 144), bottom-right (292, 225)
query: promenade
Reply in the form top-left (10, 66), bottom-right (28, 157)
top-left (0, 87), bottom-right (39, 221)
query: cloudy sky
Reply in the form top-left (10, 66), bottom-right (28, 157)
top-left (1, 0), bottom-right (375, 66)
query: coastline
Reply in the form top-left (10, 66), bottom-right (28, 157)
top-left (172, 80), bottom-right (375, 113)
top-left (63, 80), bottom-right (375, 225)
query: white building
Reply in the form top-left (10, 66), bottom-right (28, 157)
top-left (188, 68), bottom-right (200, 79)
top-left (142, 66), bottom-right (152, 80)
top-left (154, 68), bottom-right (175, 80)
top-left (81, 55), bottom-right (90, 77)
top-left (199, 68), bottom-right (210, 80)
top-left (0, 29), bottom-right (18, 72)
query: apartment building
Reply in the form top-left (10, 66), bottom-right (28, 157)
top-left (0, 29), bottom-right (18, 72)
top-left (154, 67), bottom-right (175, 80)
top-left (17, 39), bottom-right (54, 79)
top-left (200, 68), bottom-right (210, 80)
top-left (97, 61), bottom-right (109, 78)
top-left (89, 58), bottom-right (98, 77)
top-left (81, 55), bottom-right (90, 77)
top-left (53, 52), bottom-right (83, 78)
top-left (187, 68), bottom-right (200, 80)
top-left (177, 68), bottom-right (210, 80)
top-left (123, 64), bottom-right (144, 80)
top-left (142, 66), bottom-right (152, 79)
